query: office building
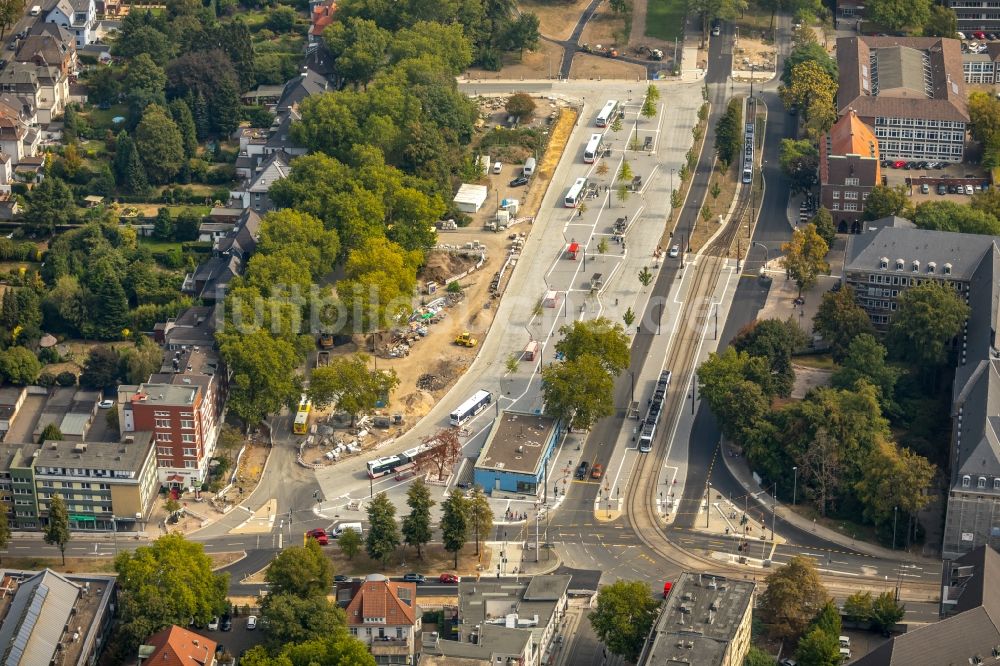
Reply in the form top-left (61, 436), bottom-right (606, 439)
top-left (820, 110), bottom-right (882, 232)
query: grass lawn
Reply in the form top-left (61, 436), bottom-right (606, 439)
top-left (137, 237), bottom-right (184, 253)
top-left (792, 353), bottom-right (837, 370)
top-left (83, 104), bottom-right (129, 132)
top-left (646, 0), bottom-right (687, 42)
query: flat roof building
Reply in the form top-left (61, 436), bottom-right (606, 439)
top-left (474, 411), bottom-right (562, 497)
top-left (638, 573), bottom-right (755, 666)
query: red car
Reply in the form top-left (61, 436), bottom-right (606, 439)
top-left (974, 30), bottom-right (987, 40)
top-left (663, 581), bottom-right (673, 599)
top-left (306, 528), bottom-right (329, 545)
top-left (439, 573), bottom-right (460, 584)
top-left (892, 160), bottom-right (906, 169)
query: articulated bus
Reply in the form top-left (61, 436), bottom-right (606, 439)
top-left (584, 134), bottom-right (604, 163)
top-left (293, 394), bottom-right (312, 435)
top-left (564, 177), bottom-right (588, 208)
top-left (595, 100), bottom-right (620, 127)
top-left (448, 389), bottom-right (492, 427)
top-left (367, 455), bottom-right (405, 478)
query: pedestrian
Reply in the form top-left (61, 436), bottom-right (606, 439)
top-left (615, 298), bottom-right (619, 305)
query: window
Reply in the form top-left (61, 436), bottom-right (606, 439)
top-left (181, 412), bottom-right (194, 418)
top-left (963, 475), bottom-right (971, 487)
top-left (845, 203), bottom-right (858, 211)
top-left (994, 478), bottom-right (1000, 491)
top-left (845, 177), bottom-right (860, 186)
top-left (155, 419), bottom-right (171, 429)
top-left (156, 433), bottom-right (172, 442)
top-left (154, 411), bottom-right (170, 417)
top-left (912, 260), bottom-right (920, 272)
top-left (184, 460), bottom-right (196, 468)
top-left (157, 447), bottom-right (172, 456)
top-left (180, 420), bottom-right (194, 430)
top-left (979, 477), bottom-right (987, 489)
top-left (182, 434), bottom-right (196, 443)
top-left (832, 190), bottom-right (840, 199)
top-left (832, 202), bottom-right (840, 210)
top-left (183, 448), bottom-right (196, 457)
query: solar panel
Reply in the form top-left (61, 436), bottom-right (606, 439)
top-left (5, 583), bottom-right (48, 665)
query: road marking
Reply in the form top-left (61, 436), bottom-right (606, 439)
top-left (818, 568), bottom-right (860, 576)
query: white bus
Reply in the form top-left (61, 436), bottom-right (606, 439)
top-left (367, 455), bottom-right (405, 479)
top-left (596, 100), bottom-right (620, 127)
top-left (564, 177), bottom-right (588, 208)
top-left (449, 389), bottom-right (492, 427)
top-left (584, 134), bottom-right (604, 163)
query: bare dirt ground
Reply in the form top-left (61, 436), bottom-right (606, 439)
top-left (580, 7), bottom-right (625, 48)
top-left (521, 0), bottom-right (592, 40)
top-left (43, 340), bottom-right (134, 378)
top-left (570, 53), bottom-right (647, 79)
top-left (732, 36), bottom-right (778, 74)
top-left (790, 364), bottom-right (833, 399)
top-left (465, 39), bottom-right (565, 80)
top-left (215, 441), bottom-right (268, 506)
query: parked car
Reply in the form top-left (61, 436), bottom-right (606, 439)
top-left (892, 160), bottom-right (906, 168)
top-left (937, 183), bottom-right (947, 195)
top-left (668, 244), bottom-right (680, 258)
top-left (974, 30), bottom-right (987, 39)
top-left (306, 528), bottom-right (329, 545)
top-left (966, 184), bottom-right (975, 195)
top-left (334, 574), bottom-right (351, 582)
top-left (920, 183), bottom-right (929, 194)
top-left (403, 573), bottom-right (426, 584)
top-left (989, 33), bottom-right (999, 40)
top-left (208, 617), bottom-right (220, 631)
top-left (98, 399), bottom-right (114, 409)
top-left (221, 615), bottom-right (232, 632)
top-left (246, 616), bottom-right (258, 630)
top-left (394, 469), bottom-right (416, 481)
top-left (439, 573), bottom-right (460, 584)
top-left (711, 24), bottom-right (721, 35)
top-left (663, 581), bottom-right (673, 598)
top-left (590, 463), bottom-right (603, 480)
top-left (509, 175), bottom-right (529, 187)
top-left (575, 461), bottom-right (589, 479)
top-left (957, 31), bottom-right (967, 40)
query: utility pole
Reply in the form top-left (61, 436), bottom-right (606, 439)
top-left (535, 509), bottom-right (540, 563)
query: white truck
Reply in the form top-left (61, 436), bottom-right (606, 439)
top-left (332, 522), bottom-right (363, 538)
top-left (30, 5), bottom-right (41, 15)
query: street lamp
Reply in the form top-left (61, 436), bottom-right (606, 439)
top-left (792, 466), bottom-right (798, 506)
top-left (892, 506), bottom-right (898, 551)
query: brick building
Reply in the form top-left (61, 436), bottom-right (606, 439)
top-left (820, 110), bottom-right (881, 233)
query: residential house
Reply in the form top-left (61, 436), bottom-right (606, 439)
top-left (139, 625), bottom-right (218, 666)
top-left (474, 411), bottom-right (563, 497)
top-left (183, 208), bottom-right (261, 300)
top-left (843, 222), bottom-right (1000, 557)
top-left (0, 569), bottom-right (116, 666)
top-left (234, 127), bottom-right (269, 180)
top-left (33, 433), bottom-right (159, 531)
top-left (45, 0), bottom-right (97, 48)
top-left (263, 67), bottom-right (330, 157)
top-left (229, 150), bottom-right (290, 212)
top-left (637, 573), bottom-right (755, 666)
top-left (854, 546), bottom-right (1000, 664)
top-left (0, 386), bottom-right (26, 441)
top-left (836, 36), bottom-right (969, 163)
top-left (0, 62), bottom-right (65, 125)
top-left (346, 573), bottom-right (420, 665)
top-left (240, 84), bottom-right (284, 109)
top-left (15, 30), bottom-right (76, 78)
top-left (310, 0), bottom-right (336, 44)
top-left (819, 109), bottom-right (881, 233)
top-left (835, 0), bottom-right (865, 24)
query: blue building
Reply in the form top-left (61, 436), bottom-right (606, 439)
top-left (474, 411), bottom-right (563, 496)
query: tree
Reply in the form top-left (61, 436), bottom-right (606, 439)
top-left (810, 208), bottom-right (836, 248)
top-left (37, 422), bottom-right (63, 444)
top-left (261, 594), bottom-right (346, 648)
top-left (868, 0), bottom-right (931, 32)
top-left (641, 95), bottom-right (657, 122)
top-left (913, 200), bottom-right (1000, 235)
top-left (267, 5), bottom-right (297, 30)
top-left (864, 185), bottom-right (913, 221)
top-left (339, 527), bottom-right (362, 560)
top-left (781, 223), bottom-right (829, 297)
top-left (794, 626), bottom-right (841, 666)
top-left (759, 556), bottom-right (828, 640)
top-left (365, 492), bottom-right (400, 566)
top-left (799, 426), bottom-right (842, 517)
top-left (781, 41), bottom-right (837, 87)
top-left (505, 93), bottom-right (536, 121)
top-left (265, 540), bottom-right (333, 598)
top-left (869, 591), bottom-right (905, 634)
top-left (89, 264), bottom-right (130, 340)
top-left (123, 53), bottom-right (166, 115)
top-left (854, 437), bottom-right (935, 526)
top-left (0, 0), bottom-right (25, 38)
top-left (134, 104), bottom-right (185, 184)
top-left (554, 317), bottom-right (631, 376)
top-left (618, 159), bottom-right (633, 184)
top-left (153, 207), bottom-right (174, 240)
top-left (43, 493), bottom-right (71, 565)
top-left (114, 534), bottom-right (229, 652)
top-left (588, 581), bottom-right (660, 662)
top-left (218, 329), bottom-right (302, 429)
top-left (969, 91), bottom-right (1000, 167)
top-left (843, 591), bottom-right (874, 624)
top-left (0, 347), bottom-right (41, 385)
top-left (80, 346), bottom-right (120, 389)
top-left (923, 3), bottom-right (957, 37)
top-left (169, 99), bottom-right (198, 158)
top-left (257, 210), bottom-right (340, 280)
top-left (113, 132), bottom-right (150, 196)
top-left (889, 281), bottom-right (969, 367)
top-left (503, 12), bottom-right (540, 56)
top-left (623, 307), bottom-right (636, 328)
top-left (714, 98), bottom-right (743, 167)
top-left (779, 139), bottom-right (820, 194)
top-left (832, 334), bottom-right (900, 412)
top-left (468, 486), bottom-right (493, 556)
top-left (119, 337), bottom-right (165, 385)
top-left (813, 285), bottom-right (875, 362)
top-left (308, 355), bottom-right (399, 425)
top-left (337, 237), bottom-right (421, 332)
top-left (542, 355), bottom-right (615, 430)
top-left (779, 60), bottom-right (836, 125)
top-left (745, 646), bottom-right (776, 666)
top-left (23, 177), bottom-right (75, 235)
top-left (241, 631), bottom-right (376, 666)
top-left (810, 600), bottom-right (843, 637)
top-left (732, 318), bottom-right (808, 398)
top-left (440, 489), bottom-right (468, 568)
top-left (401, 477), bottom-right (434, 558)
top-left (323, 17), bottom-right (391, 88)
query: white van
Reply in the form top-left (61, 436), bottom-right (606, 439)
top-left (839, 647), bottom-right (852, 661)
top-left (332, 522), bottom-right (363, 537)
top-left (492, 161), bottom-right (503, 174)
top-left (839, 636), bottom-right (850, 648)
top-left (29, 4), bottom-right (41, 15)
top-left (523, 157), bottom-right (536, 177)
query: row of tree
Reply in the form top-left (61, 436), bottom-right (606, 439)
top-left (778, 27), bottom-right (838, 140)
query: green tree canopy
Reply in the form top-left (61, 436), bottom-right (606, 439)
top-left (759, 556), bottom-right (828, 640)
top-left (588, 580), bottom-right (660, 662)
top-left (365, 492), bottom-right (401, 566)
top-left (843, 591), bottom-right (874, 624)
top-left (238, 630), bottom-right (376, 666)
top-left (869, 591), bottom-right (905, 633)
top-left (854, 437), bottom-right (935, 526)
top-left (780, 223), bottom-right (829, 297)
top-left (114, 534), bottom-right (229, 651)
top-left (731, 318), bottom-right (808, 398)
top-left (832, 334), bottom-right (900, 414)
top-left (23, 177), bottom-right (76, 235)
top-left (440, 488), bottom-right (468, 568)
top-left (264, 539), bottom-right (334, 598)
top-left (323, 17), bottom-right (391, 88)
top-left (864, 185), bottom-right (913, 221)
top-left (134, 103), bottom-right (185, 184)
top-left (794, 626), bottom-right (842, 666)
top-left (308, 354), bottom-right (399, 425)
top-left (541, 354), bottom-right (615, 430)
top-left (912, 200), bottom-right (1000, 235)
top-left (554, 317), bottom-right (631, 376)
top-left (888, 281), bottom-right (969, 367)
top-left (218, 329), bottom-right (302, 428)
top-left (923, 3), bottom-right (957, 37)
top-left (0, 347), bottom-right (41, 385)
top-left (779, 139), bottom-right (820, 194)
top-left (781, 41), bottom-right (837, 87)
top-left (43, 493), bottom-right (70, 564)
top-left (810, 208), bottom-right (836, 248)
top-left (262, 594), bottom-right (346, 649)
top-left (402, 477), bottom-right (434, 558)
top-left (813, 285), bottom-right (875, 362)
top-left (257, 210), bottom-right (341, 280)
top-left (868, 0), bottom-right (931, 32)
top-left (123, 53), bottom-right (167, 115)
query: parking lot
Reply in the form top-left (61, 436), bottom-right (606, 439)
top-left (190, 614), bottom-right (266, 664)
top-left (881, 160), bottom-right (990, 205)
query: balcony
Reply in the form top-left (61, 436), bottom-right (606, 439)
top-left (370, 637), bottom-right (410, 656)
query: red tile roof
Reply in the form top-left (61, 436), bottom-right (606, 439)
top-left (144, 625), bottom-right (217, 666)
top-left (346, 575), bottom-right (417, 627)
top-left (311, 1), bottom-right (336, 37)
